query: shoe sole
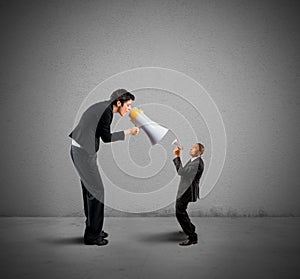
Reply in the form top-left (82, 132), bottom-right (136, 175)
top-left (179, 241), bottom-right (198, 246)
top-left (84, 239), bottom-right (109, 246)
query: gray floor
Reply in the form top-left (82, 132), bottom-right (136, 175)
top-left (0, 217), bottom-right (299, 279)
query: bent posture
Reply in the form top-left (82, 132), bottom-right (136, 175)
top-left (69, 89), bottom-right (139, 246)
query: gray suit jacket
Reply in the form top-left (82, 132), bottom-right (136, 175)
top-left (173, 156), bottom-right (204, 202)
top-left (69, 100), bottom-right (125, 154)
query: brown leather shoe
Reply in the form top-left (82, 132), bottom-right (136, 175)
top-left (179, 238), bottom-right (198, 246)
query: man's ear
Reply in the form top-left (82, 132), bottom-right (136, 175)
top-left (116, 100), bottom-right (121, 107)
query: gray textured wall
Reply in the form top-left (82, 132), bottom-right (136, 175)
top-left (0, 0), bottom-right (299, 216)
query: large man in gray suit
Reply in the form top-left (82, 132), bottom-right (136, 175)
top-left (173, 143), bottom-right (204, 246)
top-left (69, 89), bottom-right (139, 246)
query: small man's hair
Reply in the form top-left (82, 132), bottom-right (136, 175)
top-left (197, 143), bottom-right (204, 153)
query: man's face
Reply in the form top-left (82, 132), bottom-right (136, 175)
top-left (117, 100), bottom-right (133, 116)
top-left (189, 144), bottom-right (200, 157)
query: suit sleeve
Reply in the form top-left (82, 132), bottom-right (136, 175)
top-left (97, 109), bottom-right (125, 143)
top-left (173, 157), bottom-right (199, 180)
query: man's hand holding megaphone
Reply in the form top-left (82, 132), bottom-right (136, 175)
top-left (124, 126), bottom-right (139, 136)
top-left (172, 139), bottom-right (184, 158)
top-left (128, 107), bottom-right (169, 145)
top-left (173, 147), bottom-right (181, 157)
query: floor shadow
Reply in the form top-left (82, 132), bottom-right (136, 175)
top-left (39, 236), bottom-right (83, 245)
top-left (137, 231), bottom-right (186, 243)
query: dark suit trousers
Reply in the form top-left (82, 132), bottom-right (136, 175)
top-left (175, 189), bottom-right (197, 240)
top-left (70, 147), bottom-right (104, 241)
top-left (81, 181), bottom-right (104, 240)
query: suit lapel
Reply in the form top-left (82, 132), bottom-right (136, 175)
top-left (186, 157), bottom-right (199, 167)
top-left (184, 159), bottom-right (192, 167)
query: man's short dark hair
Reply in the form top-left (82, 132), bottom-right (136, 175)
top-left (110, 89), bottom-right (135, 106)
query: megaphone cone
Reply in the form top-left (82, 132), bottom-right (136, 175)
top-left (142, 123), bottom-right (169, 145)
top-left (129, 107), bottom-right (169, 145)
top-left (172, 139), bottom-right (184, 150)
top-left (172, 139), bottom-right (180, 147)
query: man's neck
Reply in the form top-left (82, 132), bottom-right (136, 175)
top-left (191, 155), bottom-right (200, 161)
top-left (112, 104), bottom-right (118, 113)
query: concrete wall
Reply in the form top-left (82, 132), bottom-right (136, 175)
top-left (0, 0), bottom-right (299, 216)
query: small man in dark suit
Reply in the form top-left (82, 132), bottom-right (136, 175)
top-left (173, 143), bottom-right (204, 246)
top-left (69, 89), bottom-right (139, 246)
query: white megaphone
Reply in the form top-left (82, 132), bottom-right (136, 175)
top-left (172, 139), bottom-right (184, 150)
top-left (129, 107), bottom-right (169, 145)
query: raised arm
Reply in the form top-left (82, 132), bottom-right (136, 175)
top-left (173, 157), bottom-right (199, 179)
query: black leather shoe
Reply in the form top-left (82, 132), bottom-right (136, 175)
top-left (179, 238), bottom-right (198, 246)
top-left (84, 237), bottom-right (109, 246)
top-left (100, 231), bottom-right (109, 238)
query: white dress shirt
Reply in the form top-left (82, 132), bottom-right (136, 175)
top-left (191, 156), bottom-right (200, 162)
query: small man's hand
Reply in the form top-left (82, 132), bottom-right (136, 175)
top-left (173, 147), bottom-right (180, 157)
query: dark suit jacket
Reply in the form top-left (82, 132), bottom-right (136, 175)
top-left (69, 100), bottom-right (125, 154)
top-left (173, 156), bottom-right (204, 202)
